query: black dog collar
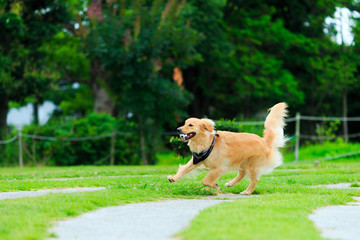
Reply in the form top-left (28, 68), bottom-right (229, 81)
top-left (192, 133), bottom-right (219, 164)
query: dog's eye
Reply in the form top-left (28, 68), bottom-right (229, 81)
top-left (189, 124), bottom-right (193, 127)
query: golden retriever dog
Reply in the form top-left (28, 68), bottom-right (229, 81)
top-left (168, 102), bottom-right (288, 195)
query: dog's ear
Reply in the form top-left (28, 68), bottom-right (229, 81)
top-left (201, 118), bottom-right (215, 132)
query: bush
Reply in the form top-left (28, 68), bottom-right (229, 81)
top-left (0, 129), bottom-right (19, 166)
top-left (21, 113), bottom-right (140, 166)
top-left (216, 119), bottom-right (243, 132)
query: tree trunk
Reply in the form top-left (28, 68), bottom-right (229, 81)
top-left (33, 102), bottom-right (39, 125)
top-left (0, 95), bottom-right (9, 140)
top-left (90, 60), bottom-right (115, 115)
top-left (342, 88), bottom-right (348, 142)
top-left (138, 116), bottom-right (149, 165)
top-left (92, 80), bottom-right (115, 114)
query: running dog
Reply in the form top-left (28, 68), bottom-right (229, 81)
top-left (168, 102), bottom-right (288, 195)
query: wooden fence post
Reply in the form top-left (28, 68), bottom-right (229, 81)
top-left (18, 131), bottom-right (23, 168)
top-left (110, 130), bottom-right (115, 165)
top-left (294, 112), bottom-right (300, 163)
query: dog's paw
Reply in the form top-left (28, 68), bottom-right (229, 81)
top-left (240, 190), bottom-right (252, 195)
top-left (225, 182), bottom-right (233, 187)
top-left (167, 175), bottom-right (176, 183)
top-left (202, 180), bottom-right (219, 189)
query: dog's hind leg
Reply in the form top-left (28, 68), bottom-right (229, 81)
top-left (225, 169), bottom-right (246, 187)
top-left (201, 168), bottom-right (225, 189)
top-left (168, 158), bottom-right (198, 183)
top-left (240, 173), bottom-right (259, 195)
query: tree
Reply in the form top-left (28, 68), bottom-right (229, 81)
top-left (182, 0), bottom-right (304, 118)
top-left (107, 0), bottom-right (201, 164)
top-left (68, 0), bottom-right (202, 164)
top-left (181, 0), bottom-right (232, 117)
top-left (181, 0), bottom-right (359, 122)
top-left (0, 0), bottom-right (70, 137)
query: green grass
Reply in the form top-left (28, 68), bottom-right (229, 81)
top-left (156, 151), bottom-right (187, 165)
top-left (284, 139), bottom-right (360, 162)
top-left (1, 143), bottom-right (360, 239)
top-left (0, 165), bottom-right (178, 180)
top-left (181, 192), bottom-right (353, 240)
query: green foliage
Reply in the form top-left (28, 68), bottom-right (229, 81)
top-left (216, 119), bottom-right (243, 132)
top-left (315, 120), bottom-right (340, 142)
top-left (1, 0), bottom-right (360, 166)
top-left (169, 136), bottom-right (190, 158)
top-left (0, 130), bottom-right (18, 166)
top-left (57, 84), bottom-right (94, 116)
top-left (20, 113), bottom-right (140, 166)
top-left (81, 0), bottom-right (202, 163)
top-left (0, 0), bottom-right (72, 136)
top-left (180, 0), bottom-right (360, 121)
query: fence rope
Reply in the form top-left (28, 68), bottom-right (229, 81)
top-left (0, 135), bottom-right (18, 144)
top-left (221, 116), bottom-right (354, 125)
top-left (300, 132), bottom-right (360, 140)
top-left (300, 116), bottom-right (360, 121)
top-left (21, 133), bottom-right (58, 141)
top-left (227, 118), bottom-right (296, 125)
top-left (301, 150), bottom-right (360, 162)
top-left (20, 132), bottom-right (134, 142)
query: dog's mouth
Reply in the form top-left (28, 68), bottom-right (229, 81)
top-left (179, 132), bottom-right (196, 142)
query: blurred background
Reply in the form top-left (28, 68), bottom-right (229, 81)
top-left (1, 0), bottom-right (360, 166)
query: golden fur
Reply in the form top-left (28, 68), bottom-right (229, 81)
top-left (168, 102), bottom-right (288, 195)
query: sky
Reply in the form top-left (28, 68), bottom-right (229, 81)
top-left (325, 7), bottom-right (359, 45)
top-left (7, 101), bottom-right (56, 130)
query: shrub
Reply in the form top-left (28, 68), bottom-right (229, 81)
top-left (21, 113), bottom-right (140, 166)
top-left (0, 129), bottom-right (19, 166)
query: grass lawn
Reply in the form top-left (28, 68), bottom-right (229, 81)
top-left (0, 143), bottom-right (360, 239)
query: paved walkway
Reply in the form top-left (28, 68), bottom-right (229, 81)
top-left (2, 183), bottom-right (360, 240)
top-left (48, 199), bottom-right (226, 240)
top-left (311, 183), bottom-right (360, 190)
top-left (0, 187), bottom-right (106, 200)
top-left (309, 197), bottom-right (360, 240)
top-left (48, 194), bottom-right (254, 240)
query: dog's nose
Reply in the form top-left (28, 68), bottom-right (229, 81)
top-left (177, 127), bottom-right (182, 133)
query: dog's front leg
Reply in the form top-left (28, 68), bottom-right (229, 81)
top-left (168, 158), bottom-right (198, 183)
top-left (201, 168), bottom-right (224, 189)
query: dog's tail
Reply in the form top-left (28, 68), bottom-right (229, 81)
top-left (263, 102), bottom-right (288, 169)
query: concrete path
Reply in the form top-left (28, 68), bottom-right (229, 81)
top-left (0, 187), bottom-right (106, 200)
top-left (311, 183), bottom-right (360, 190)
top-left (309, 197), bottom-right (360, 240)
top-left (48, 194), bottom-right (255, 240)
top-left (48, 199), bottom-right (226, 240)
top-left (3, 182), bottom-right (359, 240)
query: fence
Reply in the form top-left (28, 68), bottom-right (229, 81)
top-left (1, 114), bottom-right (360, 167)
top-left (291, 113), bottom-right (360, 162)
top-left (0, 131), bottom-right (119, 167)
